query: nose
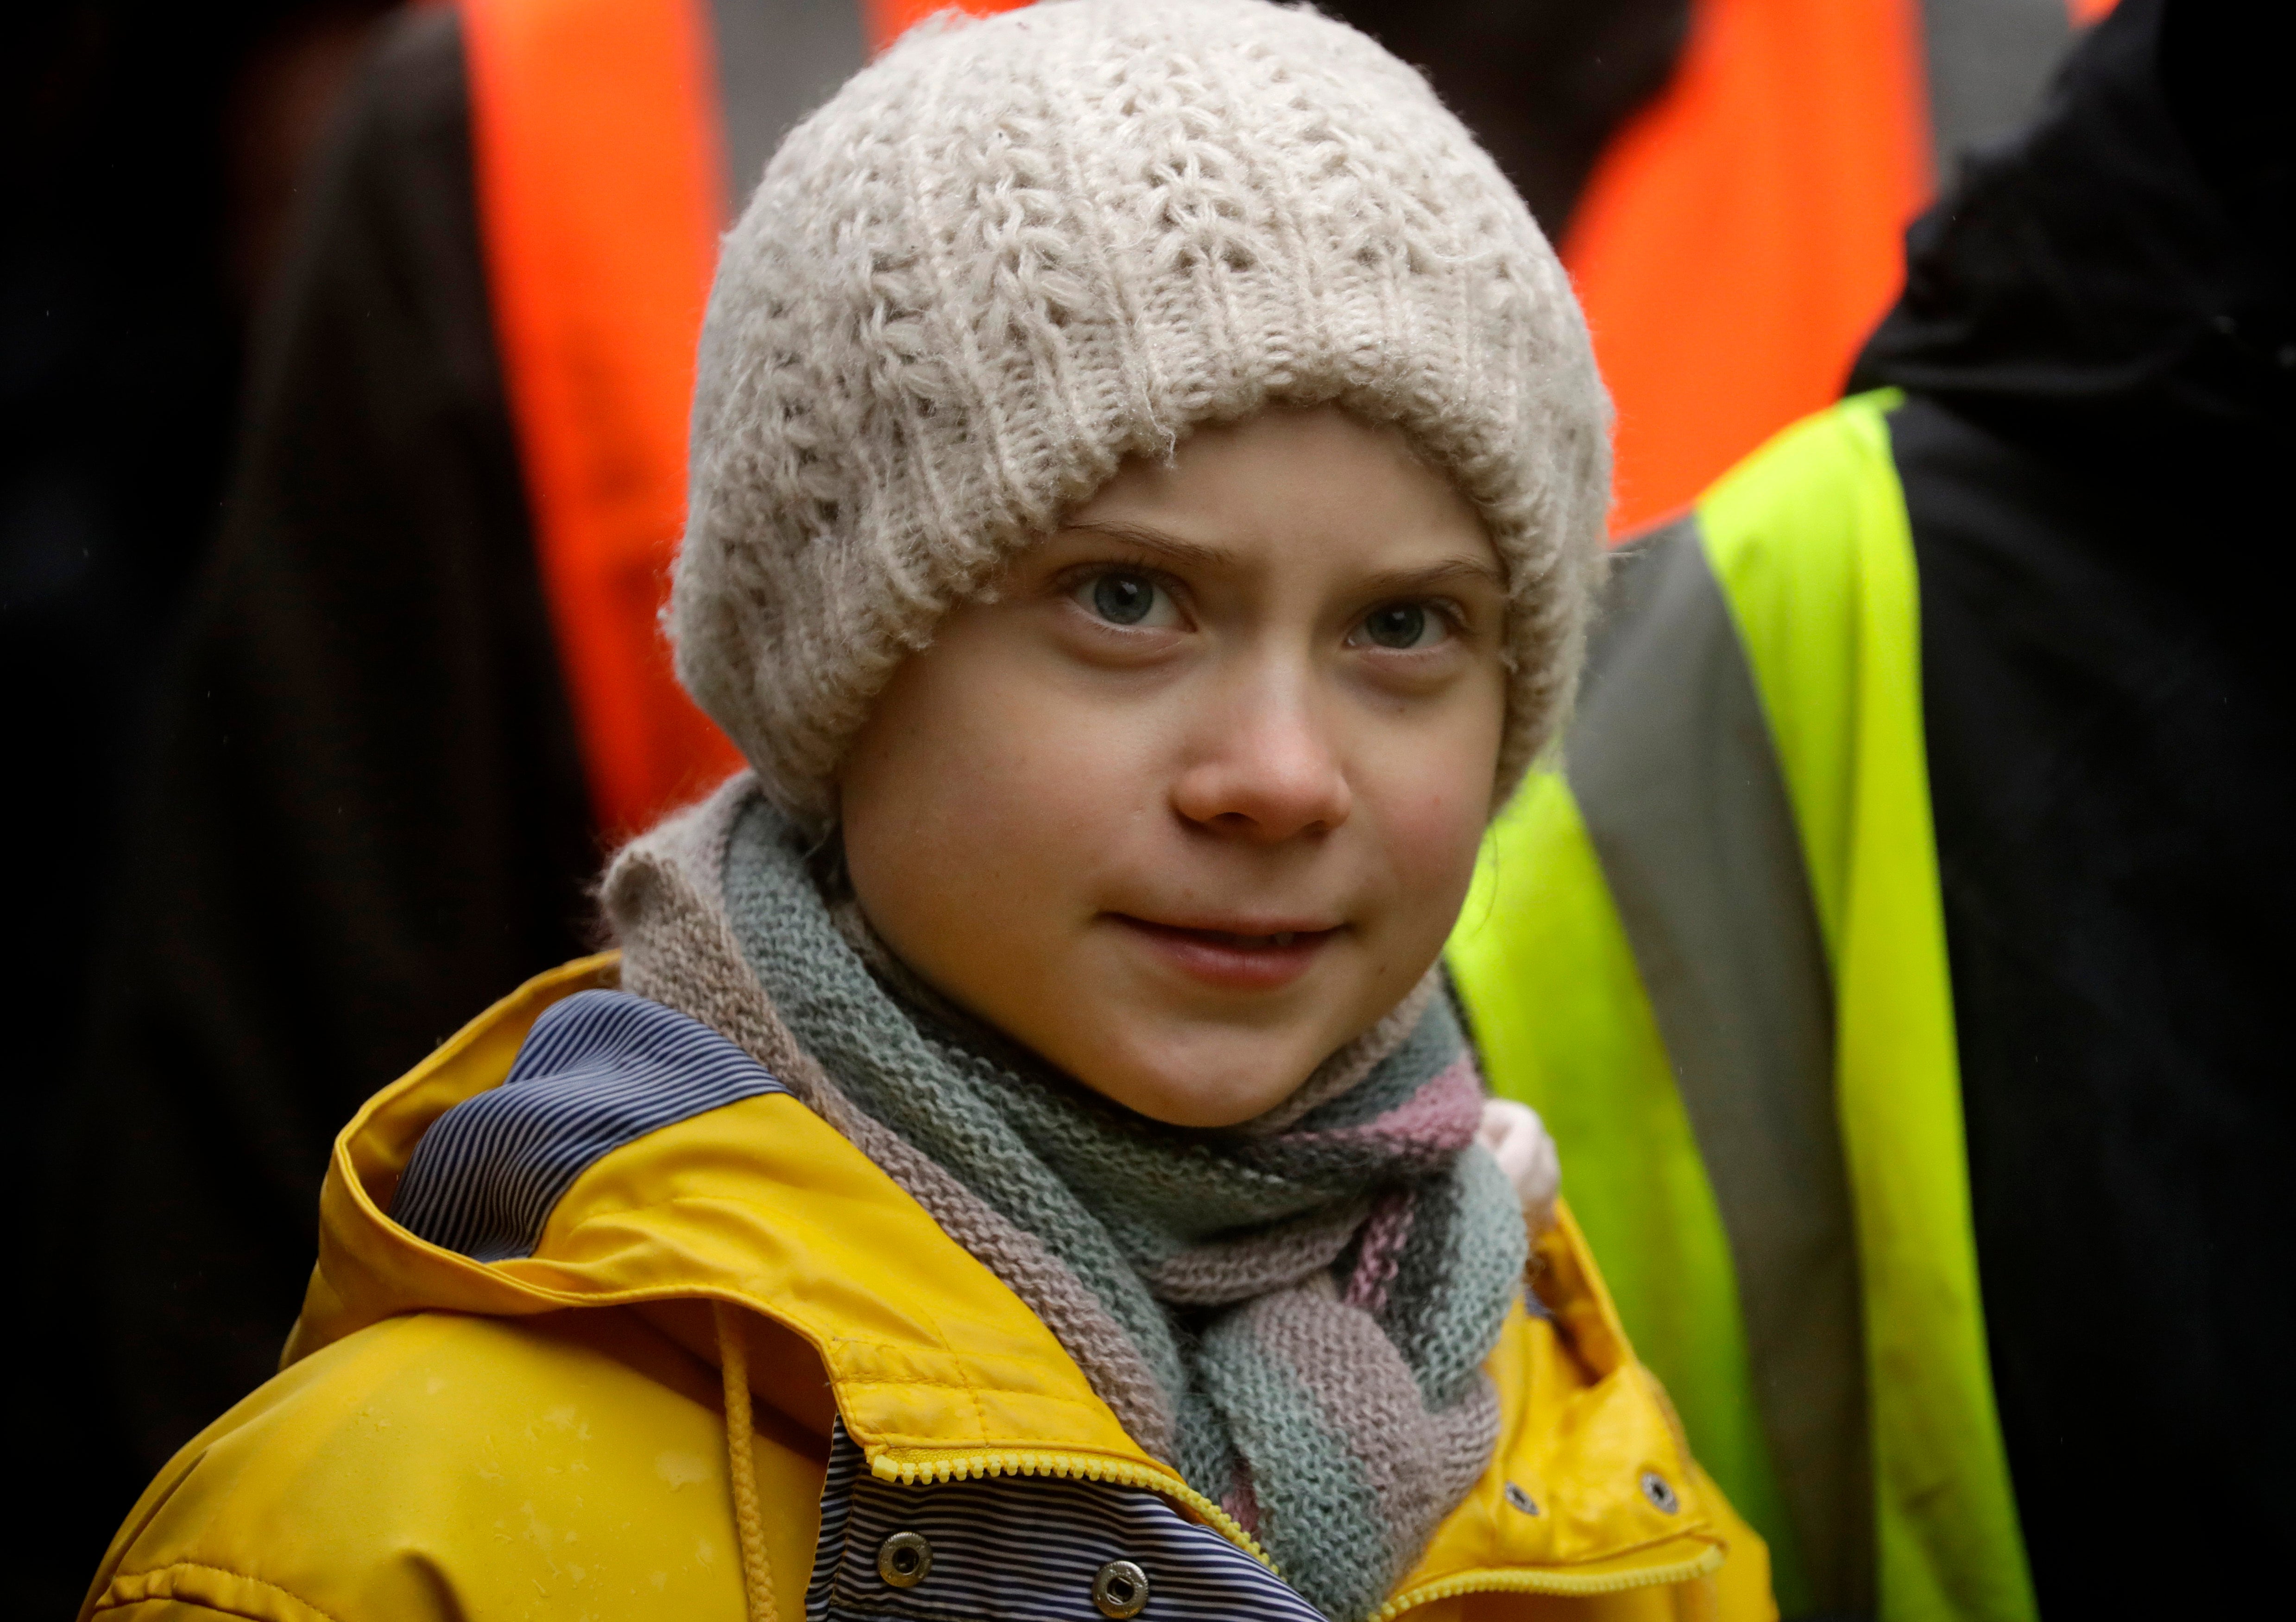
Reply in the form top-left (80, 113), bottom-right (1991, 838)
top-left (1169, 667), bottom-right (1353, 842)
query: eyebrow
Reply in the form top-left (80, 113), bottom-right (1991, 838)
top-left (1059, 520), bottom-right (1504, 594)
top-left (1059, 519), bottom-right (1241, 569)
top-left (1359, 557), bottom-right (1507, 596)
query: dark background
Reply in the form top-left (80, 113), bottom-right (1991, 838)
top-left (10, 4), bottom-right (401, 1608)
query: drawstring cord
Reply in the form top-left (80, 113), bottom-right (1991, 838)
top-left (714, 1300), bottom-right (780, 1622)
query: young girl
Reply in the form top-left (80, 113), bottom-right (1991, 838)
top-left (84, 6), bottom-right (1769, 1620)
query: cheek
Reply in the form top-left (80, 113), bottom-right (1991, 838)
top-left (1356, 700), bottom-right (1503, 934)
top-left (839, 640), bottom-right (1151, 950)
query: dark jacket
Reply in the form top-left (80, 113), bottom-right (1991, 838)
top-left (1851, 0), bottom-right (2293, 1612)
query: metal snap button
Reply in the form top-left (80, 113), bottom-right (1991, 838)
top-left (878, 1530), bottom-right (932, 1587)
top-left (1640, 1471), bottom-right (1679, 1514)
top-left (1504, 1480), bottom-right (1541, 1516)
top-left (1092, 1558), bottom-right (1151, 1618)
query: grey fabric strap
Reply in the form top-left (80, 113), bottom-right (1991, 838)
top-left (1566, 517), bottom-right (1873, 1617)
top-left (1920, 0), bottom-right (2073, 176)
top-left (709, 0), bottom-right (867, 217)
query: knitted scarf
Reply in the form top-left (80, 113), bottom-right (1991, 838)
top-left (611, 786), bottom-right (1526, 1621)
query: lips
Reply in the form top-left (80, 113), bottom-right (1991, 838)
top-left (1110, 915), bottom-right (1340, 991)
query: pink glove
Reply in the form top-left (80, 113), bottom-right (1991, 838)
top-left (1477, 1098), bottom-right (1560, 1234)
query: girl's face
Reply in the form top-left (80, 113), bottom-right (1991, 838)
top-left (837, 406), bottom-right (1508, 1127)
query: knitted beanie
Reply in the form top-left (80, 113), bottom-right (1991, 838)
top-left (673, 0), bottom-right (1610, 829)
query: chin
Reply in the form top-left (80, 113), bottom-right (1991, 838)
top-left (1073, 1032), bottom-right (1318, 1130)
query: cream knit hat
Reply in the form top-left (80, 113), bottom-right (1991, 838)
top-left (673, 0), bottom-right (1610, 828)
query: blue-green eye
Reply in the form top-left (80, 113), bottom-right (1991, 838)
top-left (1360, 602), bottom-right (1436, 649)
top-left (1089, 572), bottom-right (1160, 625)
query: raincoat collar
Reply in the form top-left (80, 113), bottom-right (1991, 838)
top-left (288, 954), bottom-right (1734, 1610)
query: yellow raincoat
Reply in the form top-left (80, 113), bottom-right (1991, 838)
top-left (83, 956), bottom-right (1773, 1622)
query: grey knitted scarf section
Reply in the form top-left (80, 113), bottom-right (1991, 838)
top-left (701, 795), bottom-right (1525, 1619)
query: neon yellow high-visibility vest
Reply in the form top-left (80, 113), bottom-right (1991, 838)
top-left (1450, 392), bottom-right (2034, 1622)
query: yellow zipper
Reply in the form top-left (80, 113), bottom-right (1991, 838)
top-left (1372, 1545), bottom-right (1724, 1620)
top-left (870, 1448), bottom-right (1726, 1619)
top-left (866, 1447), bottom-right (1274, 1568)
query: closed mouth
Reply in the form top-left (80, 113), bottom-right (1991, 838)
top-left (1109, 915), bottom-right (1340, 989)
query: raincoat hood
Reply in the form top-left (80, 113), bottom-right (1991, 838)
top-left (289, 956), bottom-right (1161, 1491)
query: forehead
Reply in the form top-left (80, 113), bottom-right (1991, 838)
top-left (1066, 406), bottom-right (1496, 574)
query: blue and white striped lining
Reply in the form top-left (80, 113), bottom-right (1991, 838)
top-left (806, 1421), bottom-right (1322, 1622)
top-left (391, 989), bottom-right (786, 1261)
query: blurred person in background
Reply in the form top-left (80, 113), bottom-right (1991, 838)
top-left (38, 0), bottom-right (2086, 1609)
top-left (1453, 0), bottom-right (2291, 1617)
top-left (10, 1), bottom-right (398, 1611)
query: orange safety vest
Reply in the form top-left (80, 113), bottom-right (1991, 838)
top-left (1571, 0), bottom-right (2112, 535)
top-left (458, 0), bottom-right (1024, 840)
